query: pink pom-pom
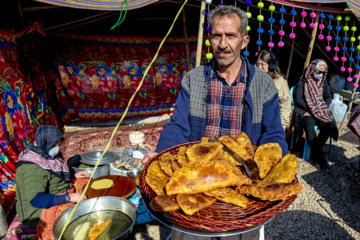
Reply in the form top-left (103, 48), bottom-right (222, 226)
top-left (334, 47), bottom-right (339, 52)
top-left (300, 22), bottom-right (306, 28)
top-left (354, 83), bottom-right (359, 88)
top-left (347, 77), bottom-right (353, 82)
top-left (326, 36), bottom-right (332, 41)
top-left (355, 74), bottom-right (360, 79)
top-left (341, 57), bottom-right (347, 62)
top-left (325, 46), bottom-right (331, 51)
top-left (279, 30), bottom-right (285, 36)
top-left (289, 33), bottom-right (296, 39)
top-left (318, 34), bottom-right (324, 40)
top-left (278, 41), bottom-right (285, 47)
top-left (340, 66), bottom-right (346, 72)
top-left (268, 42), bottom-right (275, 48)
top-left (255, 52), bottom-right (259, 56)
top-left (310, 12), bottom-right (316, 18)
top-left (310, 23), bottom-right (315, 29)
top-left (290, 21), bottom-right (296, 28)
top-left (333, 56), bottom-right (339, 61)
top-left (319, 24), bottom-right (325, 30)
top-left (348, 68), bottom-right (353, 73)
top-left (301, 11), bottom-right (307, 17)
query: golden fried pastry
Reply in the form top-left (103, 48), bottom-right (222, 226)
top-left (177, 146), bottom-right (189, 168)
top-left (150, 194), bottom-right (180, 212)
top-left (176, 193), bottom-right (217, 215)
top-left (236, 180), bottom-right (303, 201)
top-left (88, 219), bottom-right (111, 240)
top-left (218, 136), bottom-right (252, 165)
top-left (234, 132), bottom-right (255, 159)
top-left (200, 137), bottom-right (211, 143)
top-left (159, 152), bottom-right (174, 177)
top-left (186, 142), bottom-right (222, 162)
top-left (263, 154), bottom-right (298, 183)
top-left (205, 188), bottom-right (249, 208)
top-left (166, 161), bottom-right (251, 196)
top-left (254, 143), bottom-right (282, 179)
top-left (145, 161), bottom-right (169, 195)
top-left (170, 157), bottom-right (181, 172)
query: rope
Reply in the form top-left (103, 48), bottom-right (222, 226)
top-left (58, 0), bottom-right (188, 238)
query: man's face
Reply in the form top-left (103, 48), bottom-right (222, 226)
top-left (209, 15), bottom-right (249, 68)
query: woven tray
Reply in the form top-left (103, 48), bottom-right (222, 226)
top-left (139, 142), bottom-right (297, 234)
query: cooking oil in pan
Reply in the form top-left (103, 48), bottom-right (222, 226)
top-left (63, 210), bottom-right (133, 240)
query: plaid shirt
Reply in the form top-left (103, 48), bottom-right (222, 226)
top-left (203, 58), bottom-right (248, 138)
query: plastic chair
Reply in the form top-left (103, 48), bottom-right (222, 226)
top-left (289, 86), bottom-right (332, 161)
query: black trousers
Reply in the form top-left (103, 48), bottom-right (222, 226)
top-left (171, 228), bottom-right (260, 240)
top-left (302, 116), bottom-right (332, 157)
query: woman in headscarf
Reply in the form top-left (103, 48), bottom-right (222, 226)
top-left (14, 125), bottom-right (90, 239)
top-left (293, 59), bottom-right (338, 169)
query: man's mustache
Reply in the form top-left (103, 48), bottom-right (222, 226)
top-left (215, 49), bottom-right (231, 54)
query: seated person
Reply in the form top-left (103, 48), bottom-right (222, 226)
top-left (15, 125), bottom-right (90, 239)
top-left (293, 59), bottom-right (338, 169)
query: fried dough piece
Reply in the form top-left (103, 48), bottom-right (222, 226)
top-left (254, 143), bottom-right (282, 179)
top-left (150, 194), bottom-right (180, 212)
top-left (234, 132), bottom-right (255, 159)
top-left (218, 136), bottom-right (253, 166)
top-left (177, 146), bottom-right (189, 168)
top-left (145, 161), bottom-right (169, 195)
top-left (170, 157), bottom-right (181, 172)
top-left (263, 154), bottom-right (298, 183)
top-left (204, 188), bottom-right (249, 208)
top-left (176, 193), bottom-right (217, 215)
top-left (200, 137), bottom-right (211, 143)
top-left (88, 219), bottom-right (111, 240)
top-left (186, 142), bottom-right (222, 162)
top-left (159, 152), bottom-right (174, 177)
top-left (237, 180), bottom-right (303, 201)
top-left (166, 161), bottom-right (251, 196)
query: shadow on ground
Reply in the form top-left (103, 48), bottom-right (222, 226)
top-left (265, 210), bottom-right (355, 240)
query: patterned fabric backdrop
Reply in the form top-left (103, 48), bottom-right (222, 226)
top-left (50, 33), bottom-right (207, 123)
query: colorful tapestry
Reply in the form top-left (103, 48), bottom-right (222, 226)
top-left (51, 33), bottom-right (207, 123)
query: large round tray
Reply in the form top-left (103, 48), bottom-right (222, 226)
top-left (139, 142), bottom-right (298, 236)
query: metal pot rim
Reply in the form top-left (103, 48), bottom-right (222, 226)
top-left (80, 150), bottom-right (118, 165)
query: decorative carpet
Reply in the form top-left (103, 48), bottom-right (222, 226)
top-left (62, 126), bottom-right (164, 161)
top-left (339, 130), bottom-right (360, 146)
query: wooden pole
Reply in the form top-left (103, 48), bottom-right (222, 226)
top-left (181, 0), bottom-right (190, 70)
top-left (17, 1), bottom-right (24, 25)
top-left (303, 4), bottom-right (321, 70)
top-left (196, 0), bottom-right (206, 67)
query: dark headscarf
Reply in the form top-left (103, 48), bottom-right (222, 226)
top-left (16, 125), bottom-right (70, 182)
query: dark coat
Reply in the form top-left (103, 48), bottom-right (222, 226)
top-left (293, 76), bottom-right (338, 143)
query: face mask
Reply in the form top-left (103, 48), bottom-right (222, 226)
top-left (315, 73), bottom-right (323, 80)
top-left (48, 147), bottom-right (60, 157)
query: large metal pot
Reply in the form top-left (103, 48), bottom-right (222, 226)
top-left (68, 150), bottom-right (118, 179)
top-left (53, 196), bottom-right (137, 240)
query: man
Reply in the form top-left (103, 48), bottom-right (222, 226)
top-left (144, 5), bottom-right (288, 240)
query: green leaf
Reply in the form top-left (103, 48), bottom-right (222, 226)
top-left (111, 65), bottom-right (119, 71)
top-left (23, 138), bottom-right (28, 147)
top-left (77, 92), bottom-right (84, 99)
top-left (108, 92), bottom-right (115, 99)
top-left (15, 86), bottom-right (20, 97)
top-left (38, 102), bottom-right (43, 112)
top-left (111, 73), bottom-right (119, 79)
top-left (79, 73), bottom-right (87, 80)
top-left (170, 88), bottom-right (177, 95)
top-left (172, 70), bottom-right (179, 75)
top-left (139, 91), bottom-right (146, 98)
top-left (61, 90), bottom-right (66, 96)
top-left (18, 103), bottom-right (23, 112)
top-left (78, 64), bottom-right (87, 71)
top-left (6, 82), bottom-right (10, 89)
top-left (171, 62), bottom-right (178, 68)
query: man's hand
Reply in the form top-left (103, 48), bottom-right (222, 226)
top-left (75, 171), bottom-right (91, 179)
top-left (142, 152), bottom-right (158, 164)
top-left (69, 192), bottom-right (88, 203)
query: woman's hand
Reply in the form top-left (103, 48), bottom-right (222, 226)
top-left (75, 171), bottom-right (91, 179)
top-left (69, 192), bottom-right (88, 203)
top-left (142, 152), bottom-right (158, 164)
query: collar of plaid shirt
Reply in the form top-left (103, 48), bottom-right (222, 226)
top-left (210, 57), bottom-right (248, 85)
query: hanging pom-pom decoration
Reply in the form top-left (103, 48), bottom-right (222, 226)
top-left (289, 7), bottom-right (297, 39)
top-left (243, 51), bottom-right (250, 57)
top-left (347, 77), bottom-right (353, 82)
top-left (205, 3), bottom-right (212, 61)
top-left (354, 83), bottom-right (359, 88)
top-left (341, 66), bottom-right (346, 72)
top-left (268, 3), bottom-right (275, 50)
top-left (309, 10), bottom-right (316, 29)
top-left (244, 0), bottom-right (252, 57)
top-left (334, 56), bottom-right (339, 61)
top-left (256, 1), bottom-right (264, 52)
top-left (333, 15), bottom-right (341, 62)
top-left (342, 15), bottom-right (352, 81)
top-left (300, 9), bottom-right (306, 28)
top-left (278, 5), bottom-right (286, 47)
top-left (318, 12), bottom-right (325, 41)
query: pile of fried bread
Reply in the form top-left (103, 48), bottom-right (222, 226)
top-left (145, 133), bottom-right (302, 216)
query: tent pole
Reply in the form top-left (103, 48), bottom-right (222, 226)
top-left (195, 0), bottom-right (206, 67)
top-left (17, 1), bottom-right (24, 25)
top-left (303, 4), bottom-right (321, 70)
top-left (339, 75), bottom-right (360, 133)
top-left (181, 0), bottom-right (190, 70)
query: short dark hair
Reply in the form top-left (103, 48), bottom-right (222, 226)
top-left (207, 5), bottom-right (248, 38)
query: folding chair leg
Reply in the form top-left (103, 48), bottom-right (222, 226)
top-left (290, 132), bottom-right (294, 151)
top-left (303, 138), bottom-right (311, 161)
